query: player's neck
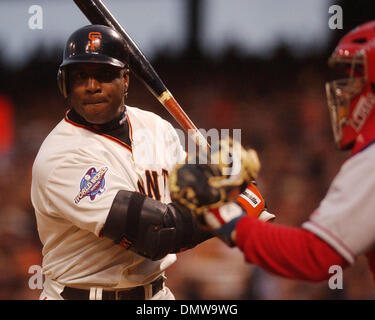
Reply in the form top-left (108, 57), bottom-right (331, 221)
top-left (67, 107), bottom-right (127, 133)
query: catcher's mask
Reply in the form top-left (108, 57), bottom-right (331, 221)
top-left (57, 24), bottom-right (129, 98)
top-left (326, 21), bottom-right (375, 150)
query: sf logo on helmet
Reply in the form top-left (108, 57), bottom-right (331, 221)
top-left (88, 32), bottom-right (102, 51)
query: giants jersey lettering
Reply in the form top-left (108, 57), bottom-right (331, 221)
top-left (302, 143), bottom-right (375, 264)
top-left (31, 106), bottom-right (186, 289)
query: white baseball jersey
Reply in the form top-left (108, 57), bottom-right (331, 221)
top-left (31, 106), bottom-right (186, 298)
top-left (302, 142), bottom-right (375, 264)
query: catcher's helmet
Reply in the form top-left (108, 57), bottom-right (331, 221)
top-left (326, 21), bottom-right (375, 150)
top-left (57, 25), bottom-right (129, 98)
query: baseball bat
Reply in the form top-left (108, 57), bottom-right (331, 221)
top-left (72, 0), bottom-right (209, 151)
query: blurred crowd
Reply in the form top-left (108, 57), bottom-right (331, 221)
top-left (1, 47), bottom-right (375, 300)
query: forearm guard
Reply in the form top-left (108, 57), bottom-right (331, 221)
top-left (102, 190), bottom-right (212, 260)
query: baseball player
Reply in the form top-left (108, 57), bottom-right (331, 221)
top-left (30, 25), bottom-right (212, 300)
top-left (172, 21), bottom-right (375, 284)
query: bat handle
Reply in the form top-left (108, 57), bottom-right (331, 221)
top-left (158, 90), bottom-right (210, 151)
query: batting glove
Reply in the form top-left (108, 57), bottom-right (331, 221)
top-left (203, 183), bottom-right (275, 246)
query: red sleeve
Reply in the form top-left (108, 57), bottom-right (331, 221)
top-left (235, 216), bottom-right (349, 282)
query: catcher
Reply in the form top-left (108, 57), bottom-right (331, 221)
top-left (170, 22), bottom-right (375, 283)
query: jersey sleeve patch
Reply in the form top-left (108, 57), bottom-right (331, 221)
top-left (74, 167), bottom-right (108, 204)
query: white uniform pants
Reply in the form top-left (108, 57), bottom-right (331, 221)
top-left (40, 277), bottom-right (175, 300)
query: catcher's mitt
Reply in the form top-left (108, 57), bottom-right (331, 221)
top-left (169, 138), bottom-right (261, 214)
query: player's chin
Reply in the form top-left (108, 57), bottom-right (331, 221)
top-left (81, 102), bottom-right (113, 124)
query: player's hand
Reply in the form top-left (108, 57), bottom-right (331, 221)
top-left (169, 138), bottom-right (275, 246)
top-left (236, 182), bottom-right (275, 222)
top-left (202, 183), bottom-right (275, 246)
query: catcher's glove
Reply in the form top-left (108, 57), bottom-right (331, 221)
top-left (169, 137), bottom-right (261, 214)
top-left (169, 138), bottom-right (275, 246)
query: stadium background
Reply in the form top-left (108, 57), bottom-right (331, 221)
top-left (1, 0), bottom-right (375, 299)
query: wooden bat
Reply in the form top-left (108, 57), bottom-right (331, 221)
top-left (72, 0), bottom-right (209, 151)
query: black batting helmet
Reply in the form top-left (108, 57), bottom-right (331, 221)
top-left (57, 24), bottom-right (129, 98)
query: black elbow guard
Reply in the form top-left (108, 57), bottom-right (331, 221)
top-left (102, 190), bottom-right (212, 260)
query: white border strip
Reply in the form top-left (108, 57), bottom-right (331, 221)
top-left (302, 221), bottom-right (355, 264)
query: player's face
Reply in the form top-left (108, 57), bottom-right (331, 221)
top-left (68, 63), bottom-right (129, 124)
